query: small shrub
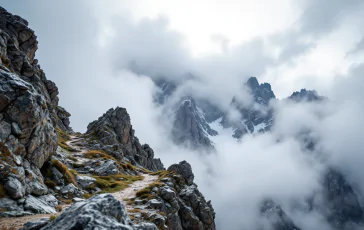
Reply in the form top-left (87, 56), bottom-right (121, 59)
top-left (92, 174), bottom-right (143, 194)
top-left (45, 180), bottom-right (56, 188)
top-left (83, 193), bottom-right (93, 199)
top-left (56, 205), bottom-right (62, 212)
top-left (50, 215), bottom-right (57, 221)
top-left (51, 159), bottom-right (77, 186)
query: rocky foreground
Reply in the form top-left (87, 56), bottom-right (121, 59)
top-left (0, 6), bottom-right (215, 230)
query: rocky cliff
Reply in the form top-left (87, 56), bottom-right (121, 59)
top-left (85, 107), bottom-right (164, 171)
top-left (0, 6), bottom-right (68, 202)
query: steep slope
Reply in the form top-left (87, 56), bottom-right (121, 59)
top-left (0, 6), bottom-right (70, 204)
top-left (85, 107), bottom-right (164, 171)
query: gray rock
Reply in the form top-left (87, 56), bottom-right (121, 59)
top-left (94, 160), bottom-right (119, 176)
top-left (41, 193), bottom-right (157, 230)
top-left (24, 195), bottom-right (56, 214)
top-left (51, 167), bottom-right (64, 185)
top-left (30, 180), bottom-right (48, 196)
top-left (86, 107), bottom-right (164, 171)
top-left (171, 97), bottom-right (218, 150)
top-left (23, 218), bottom-right (50, 230)
top-left (4, 176), bottom-right (25, 199)
top-left (72, 197), bottom-right (85, 202)
top-left (147, 199), bottom-right (163, 209)
top-left (160, 186), bottom-right (176, 201)
top-left (76, 175), bottom-right (96, 189)
top-left (0, 7), bottom-right (71, 215)
top-left (61, 183), bottom-right (79, 196)
top-left (38, 194), bottom-right (58, 208)
top-left (132, 223), bottom-right (158, 230)
top-left (166, 213), bottom-right (182, 230)
top-left (0, 197), bottom-right (24, 215)
top-left (168, 161), bottom-right (194, 185)
top-left (260, 199), bottom-right (301, 230)
top-left (134, 199), bottom-right (145, 205)
top-left (0, 120), bottom-right (11, 141)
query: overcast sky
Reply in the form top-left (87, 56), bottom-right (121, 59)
top-left (2, 1), bottom-right (364, 132)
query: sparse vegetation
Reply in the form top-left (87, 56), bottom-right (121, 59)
top-left (83, 193), bottom-right (93, 199)
top-left (135, 181), bottom-right (163, 200)
top-left (50, 215), bottom-right (57, 221)
top-left (67, 155), bottom-right (78, 162)
top-left (84, 150), bottom-right (115, 161)
top-left (59, 198), bottom-right (72, 204)
top-left (56, 127), bottom-right (77, 152)
top-left (92, 174), bottom-right (143, 194)
top-left (84, 150), bottom-right (137, 172)
top-left (56, 205), bottom-right (62, 212)
top-left (51, 159), bottom-right (77, 186)
top-left (44, 179), bottom-right (56, 188)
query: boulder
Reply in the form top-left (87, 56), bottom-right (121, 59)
top-left (41, 193), bottom-right (157, 230)
top-left (94, 160), bottom-right (119, 176)
top-left (147, 199), bottom-right (163, 209)
top-left (24, 195), bottom-right (57, 214)
top-left (76, 175), bottom-right (96, 189)
top-left (160, 186), bottom-right (176, 201)
top-left (167, 161), bottom-right (194, 185)
top-left (23, 218), bottom-right (50, 230)
top-left (4, 176), bottom-right (25, 199)
top-left (38, 194), bottom-right (58, 208)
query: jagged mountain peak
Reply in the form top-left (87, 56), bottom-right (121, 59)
top-left (246, 77), bottom-right (276, 105)
top-left (289, 88), bottom-right (325, 102)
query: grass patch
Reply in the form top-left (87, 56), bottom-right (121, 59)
top-left (135, 181), bottom-right (163, 200)
top-left (83, 193), bottom-right (93, 199)
top-left (84, 150), bottom-right (115, 161)
top-left (44, 179), bottom-right (56, 188)
top-left (59, 198), bottom-right (72, 204)
top-left (67, 156), bottom-right (78, 162)
top-left (92, 174), bottom-right (143, 194)
top-left (56, 127), bottom-right (77, 152)
top-left (85, 150), bottom-right (137, 172)
top-left (50, 215), bottom-right (57, 221)
top-left (129, 208), bottom-right (142, 213)
top-left (51, 159), bottom-right (77, 186)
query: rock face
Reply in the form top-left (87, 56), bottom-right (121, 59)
top-left (0, 6), bottom-right (72, 201)
top-left (137, 161), bottom-right (216, 230)
top-left (289, 89), bottom-right (325, 102)
top-left (172, 97), bottom-right (218, 150)
top-left (56, 106), bottom-right (72, 132)
top-left (0, 194), bottom-right (58, 217)
top-left (41, 194), bottom-right (157, 230)
top-left (260, 199), bottom-right (301, 230)
top-left (220, 77), bottom-right (275, 139)
top-left (168, 160), bottom-right (194, 186)
top-left (86, 107), bottom-right (164, 171)
top-left (323, 169), bottom-right (363, 229)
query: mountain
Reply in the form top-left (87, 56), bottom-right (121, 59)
top-left (0, 7), bottom-right (216, 230)
top-left (155, 77), bottom-right (321, 149)
top-left (153, 77), bottom-right (364, 229)
top-left (220, 77), bottom-right (275, 139)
